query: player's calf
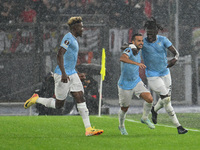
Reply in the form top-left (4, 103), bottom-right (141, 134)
top-left (151, 106), bottom-right (157, 124)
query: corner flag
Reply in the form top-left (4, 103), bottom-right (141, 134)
top-left (99, 48), bottom-right (106, 116)
top-left (100, 48), bottom-right (106, 81)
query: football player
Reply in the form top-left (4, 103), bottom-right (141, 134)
top-left (142, 17), bottom-right (187, 134)
top-left (118, 33), bottom-right (155, 135)
top-left (24, 16), bottom-right (103, 136)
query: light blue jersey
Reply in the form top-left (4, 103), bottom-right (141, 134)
top-left (142, 35), bottom-right (172, 77)
top-left (118, 47), bottom-right (142, 90)
top-left (54, 32), bottom-right (79, 75)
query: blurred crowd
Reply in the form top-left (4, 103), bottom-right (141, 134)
top-left (1, 0), bottom-right (199, 28)
top-left (0, 0), bottom-right (171, 29)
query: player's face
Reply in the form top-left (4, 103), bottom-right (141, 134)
top-left (75, 22), bottom-right (84, 37)
top-left (132, 36), bottom-right (143, 49)
top-left (146, 29), bottom-right (157, 43)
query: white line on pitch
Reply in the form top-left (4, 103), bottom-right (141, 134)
top-left (126, 119), bottom-right (200, 132)
top-left (98, 116), bottom-right (200, 132)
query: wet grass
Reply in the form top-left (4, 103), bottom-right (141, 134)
top-left (126, 113), bottom-right (200, 129)
top-left (0, 114), bottom-right (199, 150)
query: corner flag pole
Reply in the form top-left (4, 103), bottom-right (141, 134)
top-left (98, 48), bottom-right (106, 117)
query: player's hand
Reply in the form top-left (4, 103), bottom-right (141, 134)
top-left (132, 48), bottom-right (139, 56)
top-left (138, 63), bottom-right (146, 69)
top-left (167, 58), bottom-right (177, 68)
top-left (61, 73), bottom-right (70, 83)
top-left (129, 44), bottom-right (139, 56)
top-left (121, 43), bottom-right (129, 51)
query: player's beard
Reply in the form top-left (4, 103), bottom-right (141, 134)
top-left (77, 31), bottom-right (83, 37)
top-left (147, 36), bottom-right (156, 43)
top-left (138, 44), bottom-right (143, 49)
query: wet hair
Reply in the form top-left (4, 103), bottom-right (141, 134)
top-left (144, 17), bottom-right (163, 31)
top-left (67, 16), bottom-right (82, 27)
top-left (131, 33), bottom-right (143, 41)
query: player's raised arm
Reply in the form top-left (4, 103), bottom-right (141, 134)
top-left (167, 45), bottom-right (179, 68)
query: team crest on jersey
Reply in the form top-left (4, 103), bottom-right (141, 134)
top-left (158, 42), bottom-right (161, 46)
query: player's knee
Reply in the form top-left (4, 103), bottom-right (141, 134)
top-left (121, 107), bottom-right (129, 112)
top-left (162, 96), bottom-right (171, 105)
top-left (55, 100), bottom-right (64, 109)
top-left (76, 97), bottom-right (85, 103)
top-left (147, 96), bottom-right (153, 103)
top-left (140, 93), bottom-right (153, 103)
top-left (163, 97), bottom-right (175, 116)
top-left (56, 104), bottom-right (64, 109)
top-left (145, 94), bottom-right (153, 103)
top-left (71, 91), bottom-right (85, 103)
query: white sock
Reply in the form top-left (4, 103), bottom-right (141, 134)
top-left (142, 102), bottom-right (152, 120)
top-left (154, 98), bottom-right (164, 112)
top-left (36, 97), bottom-right (56, 108)
top-left (77, 102), bottom-right (91, 129)
top-left (163, 97), bottom-right (180, 127)
top-left (169, 114), bottom-right (180, 127)
top-left (118, 109), bottom-right (127, 128)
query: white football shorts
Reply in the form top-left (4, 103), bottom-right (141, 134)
top-left (54, 73), bottom-right (84, 100)
top-left (147, 73), bottom-right (171, 96)
top-left (118, 81), bottom-right (150, 107)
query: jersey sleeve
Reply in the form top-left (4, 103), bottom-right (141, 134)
top-left (123, 47), bottom-right (132, 57)
top-left (163, 36), bottom-right (172, 48)
top-left (60, 35), bottom-right (72, 50)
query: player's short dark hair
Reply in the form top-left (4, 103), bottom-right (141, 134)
top-left (67, 16), bottom-right (82, 27)
top-left (131, 33), bottom-right (143, 41)
top-left (144, 17), bottom-right (163, 31)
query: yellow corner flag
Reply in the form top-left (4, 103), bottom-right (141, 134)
top-left (100, 48), bottom-right (106, 81)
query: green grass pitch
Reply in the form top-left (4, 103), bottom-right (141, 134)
top-left (0, 113), bottom-right (199, 150)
